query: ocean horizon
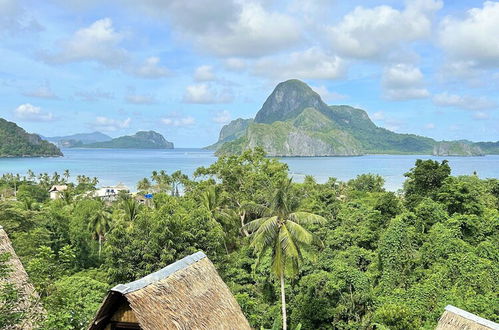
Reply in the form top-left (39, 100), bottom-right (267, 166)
top-left (1, 148), bottom-right (498, 191)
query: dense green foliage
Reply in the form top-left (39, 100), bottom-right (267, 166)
top-left (82, 130), bottom-right (173, 149)
top-left (0, 118), bottom-right (62, 157)
top-left (0, 151), bottom-right (498, 329)
top-left (213, 79), bottom-right (492, 156)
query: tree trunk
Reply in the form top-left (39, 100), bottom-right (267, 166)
top-left (240, 210), bottom-right (249, 237)
top-left (98, 234), bottom-right (102, 257)
top-left (280, 270), bottom-right (287, 330)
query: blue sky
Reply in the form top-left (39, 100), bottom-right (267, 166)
top-left (1, 0), bottom-right (498, 147)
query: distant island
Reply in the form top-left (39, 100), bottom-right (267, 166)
top-left (80, 131), bottom-right (174, 149)
top-left (208, 79), bottom-right (497, 157)
top-left (45, 131), bottom-right (112, 147)
top-left (0, 118), bottom-right (62, 157)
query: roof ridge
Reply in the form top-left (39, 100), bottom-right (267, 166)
top-left (111, 251), bottom-right (206, 294)
top-left (444, 305), bottom-right (499, 329)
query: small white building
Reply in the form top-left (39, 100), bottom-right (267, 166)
top-left (48, 185), bottom-right (68, 200)
top-left (92, 183), bottom-right (130, 201)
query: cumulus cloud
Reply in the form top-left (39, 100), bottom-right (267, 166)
top-left (224, 58), bottom-right (246, 71)
top-left (213, 110), bottom-right (231, 124)
top-left (161, 115), bottom-right (195, 127)
top-left (439, 2), bottom-right (499, 67)
top-left (182, 84), bottom-right (233, 104)
top-left (473, 111), bottom-right (490, 120)
top-left (382, 64), bottom-right (430, 100)
top-left (328, 0), bottom-right (442, 59)
top-left (41, 18), bottom-right (128, 67)
top-left (194, 65), bottom-right (216, 82)
top-left (132, 0), bottom-right (301, 57)
top-left (371, 111), bottom-right (386, 121)
top-left (310, 85), bottom-right (347, 103)
top-left (432, 92), bottom-right (497, 110)
top-left (253, 47), bottom-right (345, 80)
top-left (131, 56), bottom-right (170, 79)
top-left (23, 84), bottom-right (57, 99)
top-left (0, 0), bottom-right (43, 34)
top-left (125, 92), bottom-right (156, 105)
top-left (14, 103), bottom-right (54, 121)
top-left (425, 123), bottom-right (435, 129)
top-left (93, 116), bottom-right (131, 131)
top-left (75, 89), bottom-right (114, 102)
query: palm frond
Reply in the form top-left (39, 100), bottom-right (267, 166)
top-left (284, 221), bottom-right (314, 246)
top-left (241, 201), bottom-right (269, 216)
top-left (289, 212), bottom-right (327, 225)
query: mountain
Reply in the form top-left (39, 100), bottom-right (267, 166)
top-left (0, 118), bottom-right (62, 157)
top-left (475, 141), bottom-right (499, 154)
top-left (210, 79), bottom-right (489, 157)
top-left (46, 131), bottom-right (111, 147)
top-left (206, 118), bottom-right (253, 150)
top-left (82, 131), bottom-right (174, 149)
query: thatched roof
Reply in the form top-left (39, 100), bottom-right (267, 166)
top-left (436, 305), bottom-right (499, 330)
top-left (89, 251), bottom-right (251, 330)
top-left (0, 226), bottom-right (45, 329)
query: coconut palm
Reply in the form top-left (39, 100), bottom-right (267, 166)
top-left (244, 179), bottom-right (325, 330)
top-left (88, 205), bottom-right (112, 257)
top-left (120, 196), bottom-right (141, 222)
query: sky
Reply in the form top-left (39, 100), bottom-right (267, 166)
top-left (1, 0), bottom-right (498, 147)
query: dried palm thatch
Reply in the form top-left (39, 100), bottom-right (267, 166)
top-left (0, 226), bottom-right (45, 329)
top-left (89, 251), bottom-right (251, 330)
top-left (436, 305), bottom-right (499, 330)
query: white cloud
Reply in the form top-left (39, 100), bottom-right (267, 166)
top-left (224, 58), bottom-right (246, 71)
top-left (213, 110), bottom-right (231, 124)
top-left (131, 57), bottom-right (170, 79)
top-left (425, 123), bottom-right (435, 129)
top-left (75, 89), bottom-right (113, 101)
top-left (432, 92), bottom-right (497, 110)
top-left (328, 0), bottom-right (442, 59)
top-left (143, 1), bottom-right (301, 57)
top-left (125, 92), bottom-right (156, 105)
top-left (371, 111), bottom-right (386, 121)
top-left (14, 103), bottom-right (54, 121)
top-left (473, 111), bottom-right (490, 120)
top-left (23, 84), bottom-right (57, 99)
top-left (0, 0), bottom-right (42, 34)
top-left (93, 116), bottom-right (131, 131)
top-left (182, 84), bottom-right (233, 104)
top-left (194, 65), bottom-right (216, 82)
top-left (161, 116), bottom-right (195, 127)
top-left (42, 18), bottom-right (128, 67)
top-left (439, 2), bottom-right (499, 67)
top-left (253, 47), bottom-right (345, 80)
top-left (310, 85), bottom-right (347, 103)
top-left (382, 64), bottom-right (430, 100)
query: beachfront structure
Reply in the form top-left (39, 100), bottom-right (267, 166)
top-left (88, 251), bottom-right (250, 330)
top-left (0, 226), bottom-right (45, 329)
top-left (436, 305), bottom-right (499, 330)
top-left (92, 183), bottom-right (130, 202)
top-left (48, 184), bottom-right (68, 200)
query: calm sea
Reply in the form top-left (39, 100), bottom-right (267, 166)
top-left (1, 148), bottom-right (498, 191)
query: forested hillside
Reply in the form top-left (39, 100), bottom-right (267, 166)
top-left (0, 118), bottom-right (62, 157)
top-left (0, 149), bottom-right (497, 329)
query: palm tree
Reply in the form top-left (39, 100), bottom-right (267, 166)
top-left (244, 179), bottom-right (325, 330)
top-left (120, 197), bottom-right (141, 222)
top-left (201, 185), bottom-right (237, 254)
top-left (63, 169), bottom-right (70, 182)
top-left (88, 206), bottom-right (112, 257)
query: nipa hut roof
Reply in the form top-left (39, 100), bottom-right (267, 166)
top-left (89, 251), bottom-right (251, 330)
top-left (436, 305), bottom-right (499, 330)
top-left (0, 226), bottom-right (45, 329)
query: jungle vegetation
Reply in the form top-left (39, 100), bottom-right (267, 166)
top-left (0, 148), bottom-right (498, 329)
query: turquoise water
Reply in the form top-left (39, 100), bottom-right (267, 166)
top-left (1, 148), bottom-right (498, 191)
